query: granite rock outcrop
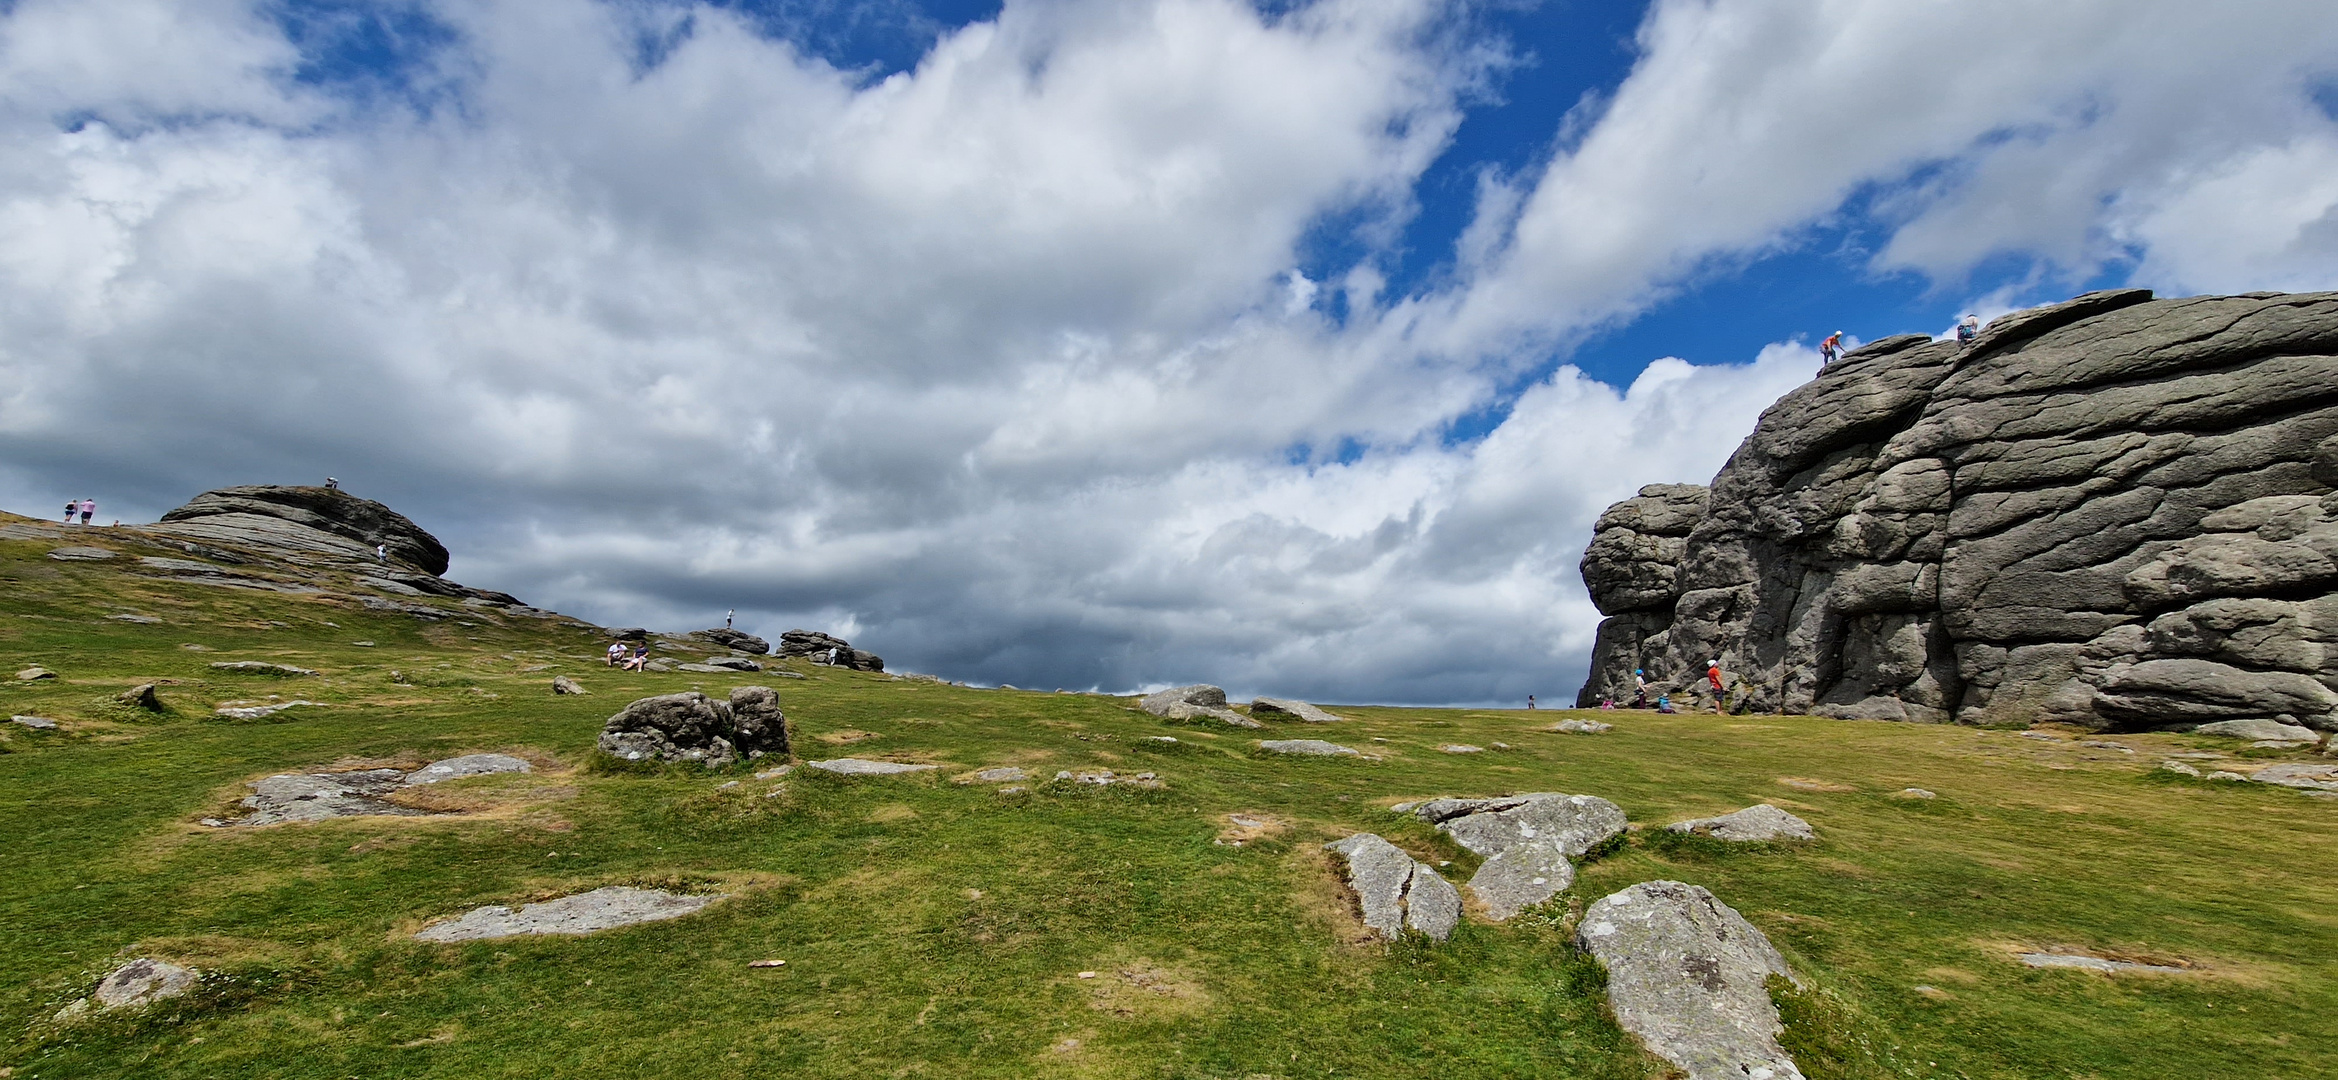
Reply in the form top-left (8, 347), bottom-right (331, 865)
top-left (1578, 290), bottom-right (2338, 732)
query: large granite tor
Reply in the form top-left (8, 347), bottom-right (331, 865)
top-left (1578, 289), bottom-right (2338, 732)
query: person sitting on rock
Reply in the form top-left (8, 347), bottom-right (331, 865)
top-left (1956, 314), bottom-right (1980, 344)
top-left (606, 641), bottom-right (627, 667)
top-left (1655, 694), bottom-right (1676, 714)
top-left (622, 645), bottom-right (649, 672)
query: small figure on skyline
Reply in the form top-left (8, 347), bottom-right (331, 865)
top-left (726, 609), bottom-right (734, 630)
top-left (1526, 694), bottom-right (1536, 710)
top-left (325, 477), bottom-right (338, 491)
top-left (63, 499), bottom-right (76, 523)
top-left (1820, 330), bottom-right (1844, 365)
top-left (78, 498), bottom-right (95, 524)
top-left (1956, 314), bottom-right (1980, 344)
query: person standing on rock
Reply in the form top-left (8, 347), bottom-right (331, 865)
top-left (1820, 331), bottom-right (1844, 365)
top-left (78, 498), bottom-right (95, 524)
top-left (726, 609), bottom-right (734, 630)
top-left (64, 499), bottom-right (77, 523)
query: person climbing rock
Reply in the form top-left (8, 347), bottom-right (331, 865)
top-left (1956, 314), bottom-right (1980, 344)
top-left (1820, 330), bottom-right (1844, 365)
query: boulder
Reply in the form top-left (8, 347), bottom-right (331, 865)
top-left (117, 683), bottom-right (164, 710)
top-left (1251, 697), bottom-right (1349, 723)
top-left (1413, 793), bottom-right (1628, 920)
top-left (700, 656), bottom-right (762, 672)
top-left (2249, 762), bottom-right (2338, 792)
top-left (775, 629), bottom-right (848, 659)
top-left (551, 675), bottom-right (588, 695)
top-left (1141, 684), bottom-right (1227, 713)
top-left (1324, 833), bottom-right (1460, 942)
top-left (93, 958), bottom-right (199, 1010)
top-left (596, 687), bottom-right (788, 768)
top-left (2193, 718), bottom-right (2320, 741)
top-left (1577, 881), bottom-right (1804, 1080)
top-left (1666, 804), bottom-right (1815, 842)
top-left (157, 485), bottom-right (452, 575)
top-left (1259, 739), bottom-right (1360, 756)
top-left (16, 666), bottom-right (56, 681)
top-left (690, 628), bottom-right (770, 655)
top-left (1572, 291), bottom-right (2338, 732)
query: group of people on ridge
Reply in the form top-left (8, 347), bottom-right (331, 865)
top-left (60, 498), bottom-right (95, 524)
top-left (1819, 313), bottom-right (1982, 368)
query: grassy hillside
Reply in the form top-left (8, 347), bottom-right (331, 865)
top-left (3, 509), bottom-right (2334, 1079)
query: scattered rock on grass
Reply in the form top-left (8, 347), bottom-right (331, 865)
top-left (404, 753), bottom-right (531, 784)
top-left (597, 687), bottom-right (788, 768)
top-left (56, 958), bottom-right (201, 1019)
top-left (2207, 770), bottom-right (2249, 782)
top-left (1549, 719), bottom-right (1612, 734)
top-left (1055, 768), bottom-right (1162, 788)
top-left (208, 661), bottom-right (318, 677)
top-left (107, 613), bottom-right (163, 624)
top-left (2080, 740), bottom-right (2135, 753)
top-left (1576, 880), bottom-right (1804, 1080)
top-left (214, 700), bottom-right (326, 720)
top-left (9, 715), bottom-right (59, 730)
top-left (1325, 833), bottom-right (1460, 942)
top-left (1414, 793), bottom-right (1627, 920)
top-left (2248, 762), bottom-right (2338, 792)
top-left (1250, 697), bottom-right (1348, 723)
top-left (1438, 744), bottom-right (1484, 754)
top-left (225, 769), bottom-right (416, 825)
top-left (700, 656), bottom-right (761, 672)
top-left (1259, 739), bottom-right (1360, 757)
top-left (1893, 788), bottom-right (1937, 799)
top-left (16, 666), bottom-right (57, 681)
top-left (1666, 804), bottom-right (1814, 842)
top-left (2018, 952), bottom-right (2188, 974)
top-left (2194, 718), bottom-right (2318, 741)
top-left (959, 766), bottom-right (1028, 784)
top-left (551, 675), bottom-right (588, 695)
top-left (1141, 685), bottom-right (1261, 728)
top-left (2159, 760), bottom-right (2203, 777)
top-left (806, 758), bottom-right (937, 776)
top-left (415, 886), bottom-right (722, 942)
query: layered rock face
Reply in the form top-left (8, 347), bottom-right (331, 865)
top-left (158, 485), bottom-right (452, 575)
top-left (1578, 290), bottom-right (2338, 732)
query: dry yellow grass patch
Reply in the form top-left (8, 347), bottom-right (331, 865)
top-left (1213, 811), bottom-right (1287, 847)
top-left (817, 729), bottom-right (881, 744)
top-left (866, 803), bottom-right (918, 823)
top-left (1776, 776), bottom-right (1858, 792)
top-left (1080, 957), bottom-right (1210, 1020)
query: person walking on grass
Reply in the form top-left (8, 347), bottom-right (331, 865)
top-left (78, 498), bottom-right (95, 525)
top-left (63, 499), bottom-right (77, 524)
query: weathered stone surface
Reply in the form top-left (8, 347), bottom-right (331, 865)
top-left (213, 700), bottom-right (325, 720)
top-left (209, 661), bottom-right (317, 676)
top-left (806, 758), bottom-right (937, 775)
top-left (232, 769), bottom-right (416, 824)
top-left (1550, 719), bottom-right (1613, 733)
top-left (1666, 804), bottom-right (1815, 842)
top-left (1259, 739), bottom-right (1360, 756)
top-left (404, 753), bottom-right (531, 785)
top-left (1142, 684), bottom-right (1227, 713)
top-left (16, 666), bottom-right (56, 680)
top-left (597, 688), bottom-right (788, 767)
top-left (959, 766), bottom-right (1029, 783)
top-left (1250, 697), bottom-right (1348, 723)
top-left (1324, 833), bottom-right (1460, 941)
top-left (414, 887), bottom-right (721, 942)
top-left (47, 546), bottom-right (117, 561)
top-left (551, 675), bottom-right (588, 695)
top-left (93, 959), bottom-right (199, 1010)
top-left (2193, 718), bottom-right (2319, 741)
top-left (1575, 291), bottom-right (2338, 731)
top-left (699, 656), bottom-right (762, 672)
top-left (107, 613), bottom-right (163, 623)
top-left (1413, 793), bottom-right (1628, 920)
top-left (690, 628), bottom-right (770, 654)
top-left (2018, 952), bottom-right (2188, 974)
top-left (1577, 881), bottom-right (1805, 1080)
top-left (10, 715), bottom-right (59, 730)
top-left (158, 485), bottom-right (452, 575)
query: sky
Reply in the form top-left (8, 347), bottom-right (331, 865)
top-left (1, 0), bottom-right (2335, 704)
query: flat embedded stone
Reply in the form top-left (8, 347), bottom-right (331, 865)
top-left (415, 886), bottom-right (721, 942)
top-left (806, 758), bottom-right (938, 775)
top-left (404, 753), bottom-right (532, 785)
top-left (1666, 804), bottom-right (1814, 842)
top-left (1577, 881), bottom-right (1804, 1080)
top-left (1259, 739), bottom-right (1360, 757)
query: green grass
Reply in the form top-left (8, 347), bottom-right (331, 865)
top-left (3, 517), bottom-right (2336, 1078)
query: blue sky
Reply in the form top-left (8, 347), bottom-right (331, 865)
top-left (2, 0), bottom-right (2334, 701)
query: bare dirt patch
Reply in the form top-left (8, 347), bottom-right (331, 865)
top-left (1082, 958), bottom-right (1210, 1020)
top-left (816, 729), bottom-right (881, 745)
top-left (1214, 811), bottom-right (1287, 847)
top-left (1776, 776), bottom-right (1858, 792)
